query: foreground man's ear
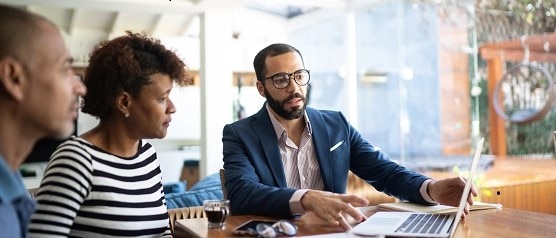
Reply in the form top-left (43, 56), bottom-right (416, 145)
top-left (0, 57), bottom-right (27, 101)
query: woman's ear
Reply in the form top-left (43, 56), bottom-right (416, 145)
top-left (115, 91), bottom-right (132, 117)
top-left (0, 57), bottom-right (26, 101)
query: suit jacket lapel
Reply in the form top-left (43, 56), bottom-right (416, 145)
top-left (252, 105), bottom-right (288, 187)
top-left (306, 108), bottom-right (334, 191)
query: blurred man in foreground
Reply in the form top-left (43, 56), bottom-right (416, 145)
top-left (0, 5), bottom-right (86, 237)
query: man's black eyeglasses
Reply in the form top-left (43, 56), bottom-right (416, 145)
top-left (261, 69), bottom-right (310, 89)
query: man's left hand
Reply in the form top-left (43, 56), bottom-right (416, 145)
top-left (427, 177), bottom-right (478, 217)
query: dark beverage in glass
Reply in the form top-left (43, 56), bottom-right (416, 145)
top-left (206, 207), bottom-right (227, 223)
top-left (203, 199), bottom-right (229, 228)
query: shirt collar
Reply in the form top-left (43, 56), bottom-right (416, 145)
top-left (0, 155), bottom-right (28, 203)
top-left (265, 104), bottom-right (313, 141)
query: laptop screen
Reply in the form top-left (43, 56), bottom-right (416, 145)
top-left (449, 137), bottom-right (484, 237)
top-left (351, 137), bottom-right (485, 238)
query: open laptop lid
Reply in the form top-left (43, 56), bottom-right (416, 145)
top-left (449, 137), bottom-right (484, 238)
top-left (351, 138), bottom-right (484, 237)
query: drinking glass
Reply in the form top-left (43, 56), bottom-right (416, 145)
top-left (203, 199), bottom-right (230, 228)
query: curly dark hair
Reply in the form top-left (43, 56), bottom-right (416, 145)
top-left (82, 31), bottom-right (189, 119)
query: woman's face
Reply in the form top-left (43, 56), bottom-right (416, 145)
top-left (128, 73), bottom-right (176, 139)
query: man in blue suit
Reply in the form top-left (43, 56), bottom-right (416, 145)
top-left (222, 43), bottom-right (476, 231)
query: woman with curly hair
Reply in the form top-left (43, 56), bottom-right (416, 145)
top-left (29, 31), bottom-right (189, 237)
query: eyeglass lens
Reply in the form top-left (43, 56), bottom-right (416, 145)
top-left (255, 224), bottom-right (276, 238)
top-left (271, 69), bottom-right (310, 89)
top-left (274, 220), bottom-right (297, 236)
top-left (255, 220), bottom-right (297, 237)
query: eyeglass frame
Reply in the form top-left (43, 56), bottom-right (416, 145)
top-left (260, 69), bottom-right (311, 89)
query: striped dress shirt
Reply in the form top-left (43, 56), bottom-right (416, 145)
top-left (266, 105), bottom-right (324, 190)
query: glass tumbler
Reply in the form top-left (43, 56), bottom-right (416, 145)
top-left (203, 199), bottom-right (230, 228)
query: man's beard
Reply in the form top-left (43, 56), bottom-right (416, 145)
top-left (264, 88), bottom-right (306, 120)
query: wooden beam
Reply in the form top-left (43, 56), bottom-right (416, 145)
top-left (486, 56), bottom-right (507, 157)
top-left (151, 14), bottom-right (164, 35)
top-left (480, 33), bottom-right (556, 54)
top-left (190, 0), bottom-right (247, 9)
top-left (287, 0), bottom-right (383, 31)
top-left (109, 11), bottom-right (122, 34)
top-left (480, 48), bottom-right (556, 62)
top-left (2, 0), bottom-right (202, 14)
top-left (179, 15), bottom-right (198, 36)
top-left (252, 0), bottom-right (345, 8)
top-left (68, 9), bottom-right (79, 36)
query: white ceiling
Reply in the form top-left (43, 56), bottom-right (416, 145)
top-left (0, 0), bottom-right (384, 66)
top-left (0, 0), bottom-right (390, 36)
top-left (0, 0), bottom-right (365, 38)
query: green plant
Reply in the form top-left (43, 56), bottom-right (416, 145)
top-left (507, 0), bottom-right (556, 33)
top-left (506, 111), bottom-right (556, 155)
top-left (475, 70), bottom-right (556, 156)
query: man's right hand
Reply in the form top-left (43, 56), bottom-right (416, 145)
top-left (300, 190), bottom-right (369, 231)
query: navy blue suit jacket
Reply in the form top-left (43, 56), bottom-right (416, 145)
top-left (222, 105), bottom-right (429, 218)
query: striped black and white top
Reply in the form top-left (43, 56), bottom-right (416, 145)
top-left (29, 137), bottom-right (171, 238)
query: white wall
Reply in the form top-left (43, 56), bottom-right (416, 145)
top-left (75, 7), bottom-right (288, 183)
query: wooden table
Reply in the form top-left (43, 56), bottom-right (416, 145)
top-left (175, 206), bottom-right (556, 237)
top-left (427, 158), bottom-right (556, 214)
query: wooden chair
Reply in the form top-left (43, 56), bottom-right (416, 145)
top-left (167, 206), bottom-right (206, 236)
top-left (346, 171), bottom-right (397, 205)
top-left (27, 187), bottom-right (39, 198)
top-left (219, 168), bottom-right (227, 199)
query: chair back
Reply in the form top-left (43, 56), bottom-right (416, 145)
top-left (219, 168), bottom-right (227, 199)
top-left (168, 206), bottom-right (206, 235)
top-left (28, 188), bottom-right (39, 198)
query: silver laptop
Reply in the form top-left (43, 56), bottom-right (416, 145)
top-left (351, 137), bottom-right (484, 238)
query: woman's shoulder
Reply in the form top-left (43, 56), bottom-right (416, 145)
top-left (54, 136), bottom-right (87, 151)
top-left (44, 137), bottom-right (95, 176)
top-left (50, 136), bottom-right (95, 162)
top-left (57, 137), bottom-right (96, 153)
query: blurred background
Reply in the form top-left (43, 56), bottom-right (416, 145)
top-left (5, 0), bottom-right (555, 185)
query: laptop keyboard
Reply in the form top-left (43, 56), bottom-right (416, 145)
top-left (395, 214), bottom-right (451, 234)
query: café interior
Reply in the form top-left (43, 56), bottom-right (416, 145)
top-left (7, 0), bottom-right (556, 236)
